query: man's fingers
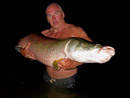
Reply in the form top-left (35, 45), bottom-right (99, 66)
top-left (25, 42), bottom-right (31, 50)
top-left (41, 30), bottom-right (49, 35)
top-left (27, 54), bottom-right (36, 60)
top-left (57, 63), bottom-right (62, 67)
top-left (57, 58), bottom-right (78, 69)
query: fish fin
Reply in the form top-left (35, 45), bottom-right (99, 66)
top-left (53, 58), bottom-right (63, 71)
top-left (15, 45), bottom-right (22, 53)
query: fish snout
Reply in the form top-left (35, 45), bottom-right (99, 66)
top-left (101, 46), bottom-right (115, 56)
top-left (97, 46), bottom-right (115, 63)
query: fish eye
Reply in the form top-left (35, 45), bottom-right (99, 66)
top-left (81, 43), bottom-right (87, 47)
top-left (81, 42), bottom-right (94, 50)
top-left (95, 44), bottom-right (102, 48)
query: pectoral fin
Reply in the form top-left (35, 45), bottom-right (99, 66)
top-left (52, 58), bottom-right (63, 71)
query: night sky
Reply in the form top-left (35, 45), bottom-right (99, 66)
top-left (2, 0), bottom-right (122, 97)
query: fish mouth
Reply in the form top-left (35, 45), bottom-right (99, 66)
top-left (98, 46), bottom-right (115, 56)
top-left (97, 46), bottom-right (115, 63)
top-left (98, 56), bottom-right (112, 63)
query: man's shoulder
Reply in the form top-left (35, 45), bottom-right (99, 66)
top-left (67, 24), bottom-right (83, 31)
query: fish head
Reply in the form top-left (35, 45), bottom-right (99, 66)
top-left (67, 38), bottom-right (115, 63)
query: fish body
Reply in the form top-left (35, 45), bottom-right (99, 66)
top-left (16, 33), bottom-right (115, 69)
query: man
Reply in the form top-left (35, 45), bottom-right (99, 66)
top-left (20, 3), bottom-right (92, 88)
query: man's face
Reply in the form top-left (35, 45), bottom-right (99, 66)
top-left (46, 6), bottom-right (64, 29)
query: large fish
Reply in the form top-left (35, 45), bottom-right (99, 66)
top-left (15, 33), bottom-right (115, 70)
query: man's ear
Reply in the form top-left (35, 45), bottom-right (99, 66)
top-left (62, 12), bottom-right (65, 18)
top-left (46, 18), bottom-right (49, 23)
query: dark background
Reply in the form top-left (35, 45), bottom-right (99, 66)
top-left (2, 0), bottom-right (122, 97)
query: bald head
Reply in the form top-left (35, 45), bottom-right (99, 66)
top-left (45, 3), bottom-right (65, 29)
top-left (46, 3), bottom-right (63, 15)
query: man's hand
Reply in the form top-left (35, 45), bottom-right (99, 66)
top-left (41, 29), bottom-right (50, 35)
top-left (57, 58), bottom-right (82, 70)
top-left (20, 42), bottom-right (36, 60)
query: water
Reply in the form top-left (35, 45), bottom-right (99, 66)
top-left (1, 46), bottom-right (119, 98)
top-left (1, 63), bottom-right (118, 98)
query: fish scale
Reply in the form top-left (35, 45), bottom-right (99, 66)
top-left (17, 33), bottom-right (69, 67)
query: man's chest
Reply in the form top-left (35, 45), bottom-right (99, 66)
top-left (55, 31), bottom-right (75, 39)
